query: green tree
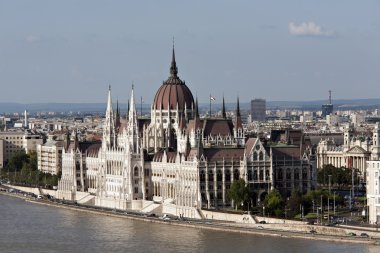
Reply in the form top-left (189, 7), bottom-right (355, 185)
top-left (286, 190), bottom-right (303, 218)
top-left (264, 189), bottom-right (284, 217)
top-left (317, 165), bottom-right (359, 189)
top-left (28, 151), bottom-right (38, 171)
top-left (228, 179), bottom-right (250, 210)
top-left (5, 151), bottom-right (28, 172)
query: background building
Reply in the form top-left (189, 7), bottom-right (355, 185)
top-left (366, 160), bottom-right (380, 224)
top-left (250, 98), bottom-right (266, 122)
top-left (36, 135), bottom-right (65, 175)
top-left (321, 90), bottom-right (333, 118)
top-left (0, 130), bottom-right (43, 168)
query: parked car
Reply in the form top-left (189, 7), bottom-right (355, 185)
top-left (360, 233), bottom-right (369, 238)
top-left (160, 214), bottom-right (171, 221)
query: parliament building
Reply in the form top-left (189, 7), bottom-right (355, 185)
top-left (57, 48), bottom-right (316, 217)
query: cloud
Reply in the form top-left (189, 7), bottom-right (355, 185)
top-left (288, 22), bottom-right (334, 37)
top-left (25, 35), bottom-right (40, 43)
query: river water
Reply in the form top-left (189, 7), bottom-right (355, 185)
top-left (0, 195), bottom-right (377, 253)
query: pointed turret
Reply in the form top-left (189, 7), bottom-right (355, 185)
top-left (127, 85), bottom-right (139, 153)
top-left (126, 99), bottom-right (130, 120)
top-left (197, 135), bottom-right (204, 159)
top-left (235, 97), bottom-right (242, 128)
top-left (170, 45), bottom-right (178, 77)
top-left (234, 96), bottom-right (244, 146)
top-left (65, 130), bottom-right (70, 151)
top-left (74, 129), bottom-right (79, 151)
top-left (106, 85), bottom-right (113, 114)
top-left (194, 96), bottom-right (199, 118)
top-left (185, 134), bottom-right (191, 158)
top-left (115, 99), bottom-right (121, 132)
top-left (103, 85), bottom-right (116, 149)
top-left (222, 96), bottom-right (226, 119)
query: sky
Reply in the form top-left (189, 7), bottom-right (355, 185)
top-left (0, 0), bottom-right (379, 104)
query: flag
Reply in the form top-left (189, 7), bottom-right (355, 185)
top-left (210, 96), bottom-right (216, 101)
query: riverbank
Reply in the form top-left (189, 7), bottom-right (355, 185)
top-left (1, 191), bottom-right (379, 245)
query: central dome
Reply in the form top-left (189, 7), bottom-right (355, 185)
top-left (153, 48), bottom-right (194, 111)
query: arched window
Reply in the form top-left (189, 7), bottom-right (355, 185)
top-left (278, 168), bottom-right (283, 180)
top-left (208, 171), bottom-right (214, 182)
top-left (134, 167), bottom-right (139, 177)
top-left (200, 171), bottom-right (205, 181)
top-left (286, 168), bottom-right (291, 180)
top-left (248, 170), bottom-right (253, 181)
top-left (253, 152), bottom-right (258, 160)
top-left (302, 168), bottom-right (307, 179)
top-left (259, 152), bottom-right (263, 160)
top-left (294, 169), bottom-right (299, 180)
top-left (225, 170), bottom-right (231, 181)
top-left (233, 169), bottom-right (239, 181)
top-left (217, 170), bottom-right (222, 181)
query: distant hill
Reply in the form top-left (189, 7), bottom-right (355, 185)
top-left (1, 98), bottom-right (380, 114)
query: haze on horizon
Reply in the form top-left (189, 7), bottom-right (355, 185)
top-left (0, 0), bottom-right (379, 104)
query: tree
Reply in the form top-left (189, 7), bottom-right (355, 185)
top-left (28, 151), bottom-right (38, 171)
top-left (317, 165), bottom-right (359, 189)
top-left (286, 190), bottom-right (303, 218)
top-left (5, 151), bottom-right (28, 172)
top-left (228, 179), bottom-right (250, 210)
top-left (263, 189), bottom-right (284, 217)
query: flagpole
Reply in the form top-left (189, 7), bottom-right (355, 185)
top-left (209, 94), bottom-right (212, 118)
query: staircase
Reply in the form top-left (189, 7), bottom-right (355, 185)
top-left (141, 203), bottom-right (162, 214)
top-left (251, 215), bottom-right (260, 224)
top-left (196, 208), bottom-right (206, 219)
top-left (163, 198), bottom-right (174, 204)
top-left (76, 193), bottom-right (95, 205)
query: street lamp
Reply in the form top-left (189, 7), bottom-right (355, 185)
top-left (333, 191), bottom-right (336, 216)
top-left (320, 195), bottom-right (323, 224)
top-left (328, 174), bottom-right (332, 194)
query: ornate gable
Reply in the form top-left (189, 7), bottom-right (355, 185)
top-left (346, 146), bottom-right (367, 154)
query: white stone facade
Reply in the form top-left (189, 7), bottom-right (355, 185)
top-left (317, 124), bottom-right (379, 177)
top-left (37, 139), bottom-right (63, 175)
top-left (57, 50), bottom-right (316, 216)
top-left (366, 161), bottom-right (380, 224)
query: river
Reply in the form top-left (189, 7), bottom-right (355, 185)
top-left (0, 195), bottom-right (377, 253)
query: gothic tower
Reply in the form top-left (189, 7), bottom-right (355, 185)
top-left (372, 123), bottom-right (380, 160)
top-left (102, 86), bottom-right (116, 149)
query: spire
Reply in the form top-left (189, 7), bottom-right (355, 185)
top-left (106, 85), bottom-right (112, 113)
top-left (197, 135), bottom-right (204, 159)
top-left (115, 99), bottom-right (121, 131)
top-left (222, 96), bottom-right (226, 119)
top-left (126, 99), bottom-right (130, 120)
top-left (170, 44), bottom-right (178, 77)
top-left (103, 85), bottom-right (116, 149)
top-left (129, 85), bottom-right (136, 120)
top-left (236, 96), bottom-right (241, 117)
top-left (235, 96), bottom-right (242, 129)
top-left (74, 129), bottom-right (79, 150)
top-left (116, 99), bottom-right (119, 115)
top-left (194, 96), bottom-right (199, 118)
top-left (127, 84), bottom-right (139, 153)
top-left (65, 130), bottom-right (70, 151)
